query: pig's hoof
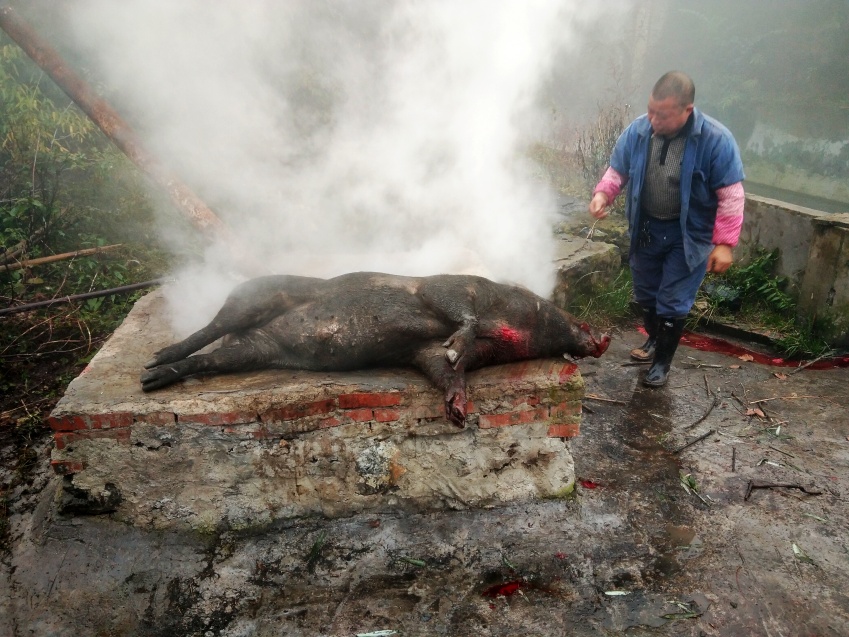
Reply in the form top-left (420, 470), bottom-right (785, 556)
top-left (445, 393), bottom-right (467, 428)
top-left (443, 327), bottom-right (475, 365)
top-left (140, 365), bottom-right (183, 392)
top-left (144, 345), bottom-right (185, 369)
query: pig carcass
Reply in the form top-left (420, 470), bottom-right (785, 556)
top-left (141, 272), bottom-right (610, 426)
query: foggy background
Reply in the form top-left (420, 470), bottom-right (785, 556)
top-left (27, 0), bottom-right (634, 332)
top-left (10, 0), bottom-right (848, 333)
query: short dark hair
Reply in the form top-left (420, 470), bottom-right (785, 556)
top-left (652, 71), bottom-right (695, 107)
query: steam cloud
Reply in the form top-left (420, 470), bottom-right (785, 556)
top-left (57, 1), bottom-right (623, 334)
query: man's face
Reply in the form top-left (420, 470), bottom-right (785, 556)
top-left (647, 95), bottom-right (693, 137)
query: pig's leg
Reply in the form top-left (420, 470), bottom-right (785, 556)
top-left (441, 316), bottom-right (477, 369)
top-left (412, 344), bottom-right (469, 427)
top-left (141, 331), bottom-right (285, 392)
top-left (145, 275), bottom-right (322, 369)
top-left (418, 280), bottom-right (481, 368)
top-left (412, 338), bottom-right (507, 426)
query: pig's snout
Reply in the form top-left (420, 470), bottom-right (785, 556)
top-left (593, 333), bottom-right (611, 357)
top-left (574, 323), bottom-right (611, 358)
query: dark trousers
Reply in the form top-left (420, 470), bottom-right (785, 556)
top-left (630, 216), bottom-right (708, 318)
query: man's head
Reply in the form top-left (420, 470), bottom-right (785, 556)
top-left (647, 71), bottom-right (695, 137)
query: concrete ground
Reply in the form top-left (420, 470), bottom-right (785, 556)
top-left (2, 327), bottom-right (848, 636)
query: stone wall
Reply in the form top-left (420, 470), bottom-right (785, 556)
top-left (738, 195), bottom-right (849, 345)
top-left (737, 195), bottom-right (829, 296)
top-left (797, 214), bottom-right (849, 348)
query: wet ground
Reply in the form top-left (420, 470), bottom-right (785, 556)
top-left (2, 327), bottom-right (848, 636)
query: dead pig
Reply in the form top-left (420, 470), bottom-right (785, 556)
top-left (141, 272), bottom-right (611, 426)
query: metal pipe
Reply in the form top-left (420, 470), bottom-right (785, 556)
top-left (0, 278), bottom-right (171, 316)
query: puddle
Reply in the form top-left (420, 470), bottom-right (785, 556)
top-left (596, 385), bottom-right (702, 584)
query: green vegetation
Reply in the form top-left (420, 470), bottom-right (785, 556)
top-left (694, 249), bottom-right (831, 359)
top-left (560, 267), bottom-right (635, 331)
top-left (559, 250), bottom-right (832, 360)
top-left (0, 34), bottom-right (170, 548)
top-left (529, 96), bottom-right (629, 208)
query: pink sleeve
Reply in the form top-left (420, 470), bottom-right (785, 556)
top-left (712, 181), bottom-right (745, 246)
top-left (593, 166), bottom-right (627, 203)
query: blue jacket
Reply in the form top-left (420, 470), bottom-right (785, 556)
top-left (610, 107), bottom-right (745, 270)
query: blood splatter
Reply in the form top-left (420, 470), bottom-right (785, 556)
top-left (637, 328), bottom-right (849, 369)
top-left (496, 325), bottom-right (525, 343)
top-left (482, 580), bottom-right (524, 598)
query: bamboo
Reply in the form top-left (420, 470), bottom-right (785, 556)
top-left (0, 244), bottom-right (122, 272)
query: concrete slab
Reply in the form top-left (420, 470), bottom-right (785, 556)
top-left (48, 288), bottom-right (586, 529)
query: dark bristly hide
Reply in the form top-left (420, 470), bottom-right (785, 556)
top-left (141, 272), bottom-right (610, 426)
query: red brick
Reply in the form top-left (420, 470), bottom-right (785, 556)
top-left (479, 407), bottom-right (548, 429)
top-left (318, 416), bottom-right (343, 429)
top-left (549, 401), bottom-right (581, 420)
top-left (47, 415), bottom-right (81, 431)
top-left (54, 428), bottom-right (131, 450)
top-left (373, 408), bottom-right (401, 423)
top-left (547, 423), bottom-right (580, 438)
top-left (179, 411), bottom-right (256, 426)
top-left (338, 392), bottom-right (402, 409)
top-left (91, 412), bottom-right (134, 429)
top-left (48, 412), bottom-right (133, 431)
top-left (50, 459), bottom-right (86, 475)
top-left (262, 399), bottom-right (337, 422)
top-left (345, 408), bottom-right (374, 422)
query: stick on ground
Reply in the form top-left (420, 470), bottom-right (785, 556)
top-left (673, 429), bottom-right (716, 454)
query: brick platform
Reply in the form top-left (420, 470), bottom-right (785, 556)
top-left (49, 288), bottom-right (586, 530)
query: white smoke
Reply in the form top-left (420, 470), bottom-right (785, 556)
top-left (56, 0), bottom-right (628, 334)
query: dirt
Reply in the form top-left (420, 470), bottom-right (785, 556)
top-left (0, 309), bottom-right (102, 551)
top-left (1, 325), bottom-right (848, 636)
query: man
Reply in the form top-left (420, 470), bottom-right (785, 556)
top-left (589, 71), bottom-right (745, 387)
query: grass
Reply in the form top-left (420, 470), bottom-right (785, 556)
top-left (559, 252), bottom-right (833, 361)
top-left (561, 267), bottom-right (636, 330)
top-left (691, 249), bottom-right (833, 359)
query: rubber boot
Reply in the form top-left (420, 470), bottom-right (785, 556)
top-left (630, 306), bottom-right (657, 361)
top-left (643, 317), bottom-right (686, 387)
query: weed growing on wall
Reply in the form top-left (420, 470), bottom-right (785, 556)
top-left (694, 248), bottom-right (831, 359)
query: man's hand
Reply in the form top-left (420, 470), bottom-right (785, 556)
top-left (589, 192), bottom-right (609, 219)
top-left (707, 244), bottom-right (733, 273)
